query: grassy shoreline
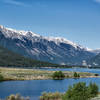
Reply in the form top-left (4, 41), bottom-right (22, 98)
top-left (0, 67), bottom-right (99, 81)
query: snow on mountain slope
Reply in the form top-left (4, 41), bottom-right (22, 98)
top-left (90, 49), bottom-right (100, 54)
top-left (0, 25), bottom-right (40, 38)
top-left (87, 53), bottom-right (100, 67)
top-left (0, 25), bottom-right (96, 65)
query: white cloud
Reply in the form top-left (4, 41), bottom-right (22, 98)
top-left (1, 0), bottom-right (30, 7)
top-left (94, 0), bottom-right (100, 3)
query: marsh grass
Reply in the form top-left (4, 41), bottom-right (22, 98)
top-left (6, 94), bottom-right (29, 100)
top-left (0, 67), bottom-right (98, 80)
top-left (40, 92), bottom-right (63, 100)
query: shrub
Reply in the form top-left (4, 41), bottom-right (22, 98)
top-left (6, 94), bottom-right (29, 100)
top-left (94, 74), bottom-right (99, 76)
top-left (52, 71), bottom-right (65, 80)
top-left (73, 72), bottom-right (80, 78)
top-left (63, 82), bottom-right (88, 100)
top-left (39, 82), bottom-right (98, 100)
top-left (62, 82), bottom-right (98, 100)
top-left (40, 92), bottom-right (63, 100)
top-left (88, 82), bottom-right (99, 98)
top-left (0, 74), bottom-right (4, 81)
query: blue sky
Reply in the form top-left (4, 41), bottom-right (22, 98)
top-left (0, 0), bottom-right (100, 49)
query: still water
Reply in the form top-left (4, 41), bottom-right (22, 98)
top-left (0, 68), bottom-right (100, 100)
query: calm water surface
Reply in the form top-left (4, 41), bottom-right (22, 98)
top-left (0, 68), bottom-right (100, 100)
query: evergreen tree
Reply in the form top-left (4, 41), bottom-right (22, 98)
top-left (88, 82), bottom-right (98, 98)
top-left (63, 82), bottom-right (98, 100)
top-left (52, 71), bottom-right (65, 79)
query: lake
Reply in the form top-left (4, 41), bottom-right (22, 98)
top-left (0, 68), bottom-right (100, 100)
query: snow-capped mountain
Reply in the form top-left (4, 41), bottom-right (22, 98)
top-left (91, 49), bottom-right (100, 54)
top-left (0, 25), bottom-right (96, 65)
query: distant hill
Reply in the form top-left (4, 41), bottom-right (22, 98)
top-left (87, 53), bottom-right (100, 67)
top-left (0, 46), bottom-right (59, 67)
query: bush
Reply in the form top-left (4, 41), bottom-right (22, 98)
top-left (62, 82), bottom-right (98, 100)
top-left (39, 82), bottom-right (98, 100)
top-left (73, 72), bottom-right (80, 78)
top-left (6, 94), bottom-right (29, 100)
top-left (0, 74), bottom-right (4, 81)
top-left (94, 74), bottom-right (99, 76)
top-left (88, 82), bottom-right (98, 98)
top-left (52, 71), bottom-right (65, 80)
top-left (40, 92), bottom-right (63, 100)
top-left (63, 82), bottom-right (88, 100)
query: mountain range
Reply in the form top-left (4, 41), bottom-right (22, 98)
top-left (0, 25), bottom-right (99, 66)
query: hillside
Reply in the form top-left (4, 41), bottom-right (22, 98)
top-left (0, 46), bottom-right (58, 67)
top-left (87, 53), bottom-right (100, 67)
top-left (0, 25), bottom-right (96, 65)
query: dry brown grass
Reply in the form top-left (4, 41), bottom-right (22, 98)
top-left (0, 67), bottom-right (98, 81)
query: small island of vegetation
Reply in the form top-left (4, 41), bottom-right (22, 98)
top-left (52, 71), bottom-right (65, 80)
top-left (73, 72), bottom-right (80, 78)
top-left (0, 67), bottom-right (99, 81)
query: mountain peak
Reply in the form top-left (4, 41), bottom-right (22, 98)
top-left (0, 25), bottom-right (40, 38)
top-left (46, 36), bottom-right (78, 48)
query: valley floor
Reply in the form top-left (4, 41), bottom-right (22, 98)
top-left (0, 67), bottom-right (99, 81)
